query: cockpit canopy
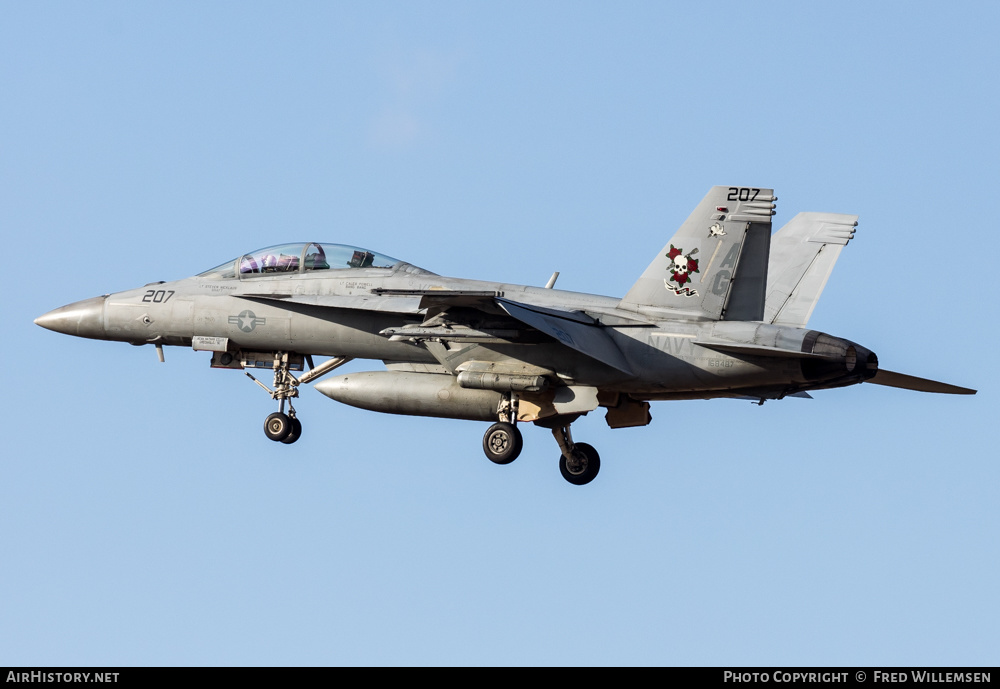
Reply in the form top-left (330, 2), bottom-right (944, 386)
top-left (197, 243), bottom-right (406, 279)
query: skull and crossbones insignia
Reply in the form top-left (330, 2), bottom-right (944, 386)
top-left (663, 245), bottom-right (700, 296)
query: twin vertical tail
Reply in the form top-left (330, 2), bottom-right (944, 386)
top-left (620, 186), bottom-right (776, 321)
top-left (764, 212), bottom-right (858, 328)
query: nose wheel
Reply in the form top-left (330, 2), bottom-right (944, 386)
top-left (264, 412), bottom-right (292, 441)
top-left (282, 416), bottom-right (303, 444)
top-left (264, 412), bottom-right (302, 444)
top-left (243, 352), bottom-right (352, 445)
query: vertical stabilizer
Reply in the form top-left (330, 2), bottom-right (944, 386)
top-left (764, 212), bottom-right (858, 327)
top-left (621, 186), bottom-right (776, 320)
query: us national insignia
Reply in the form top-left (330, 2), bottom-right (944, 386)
top-left (229, 309), bottom-right (266, 333)
top-left (663, 244), bottom-right (699, 296)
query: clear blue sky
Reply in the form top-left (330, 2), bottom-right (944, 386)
top-left (2, 1), bottom-right (996, 666)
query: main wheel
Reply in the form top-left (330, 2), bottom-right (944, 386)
top-left (280, 417), bottom-right (303, 445)
top-left (559, 442), bottom-right (600, 485)
top-left (264, 412), bottom-right (292, 441)
top-left (483, 422), bottom-right (523, 465)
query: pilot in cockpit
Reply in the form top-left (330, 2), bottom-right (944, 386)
top-left (305, 244), bottom-right (330, 271)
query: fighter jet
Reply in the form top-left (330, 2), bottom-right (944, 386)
top-left (35, 186), bottom-right (975, 485)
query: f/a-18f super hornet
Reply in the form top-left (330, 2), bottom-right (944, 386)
top-left (36, 186), bottom-right (976, 485)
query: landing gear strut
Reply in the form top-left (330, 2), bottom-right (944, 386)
top-left (250, 352), bottom-right (302, 444)
top-left (244, 352), bottom-right (351, 444)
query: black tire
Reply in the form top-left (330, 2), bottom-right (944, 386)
top-left (559, 442), bottom-right (600, 485)
top-left (280, 417), bottom-right (302, 445)
top-left (264, 412), bottom-right (292, 442)
top-left (482, 422), bottom-right (523, 465)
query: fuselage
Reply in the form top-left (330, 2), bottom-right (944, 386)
top-left (35, 249), bottom-right (876, 402)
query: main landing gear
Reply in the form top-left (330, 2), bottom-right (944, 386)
top-left (482, 393), bottom-right (523, 464)
top-left (483, 422), bottom-right (523, 464)
top-left (244, 352), bottom-right (351, 445)
top-left (480, 397), bottom-right (600, 485)
top-left (551, 425), bottom-right (600, 486)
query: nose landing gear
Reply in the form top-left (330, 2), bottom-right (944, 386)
top-left (243, 352), bottom-right (351, 444)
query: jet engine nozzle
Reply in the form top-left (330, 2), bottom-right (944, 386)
top-left (801, 331), bottom-right (878, 383)
top-left (34, 296), bottom-right (108, 340)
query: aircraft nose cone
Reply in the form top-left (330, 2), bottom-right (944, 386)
top-left (35, 296), bottom-right (107, 339)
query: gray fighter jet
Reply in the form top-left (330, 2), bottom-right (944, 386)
top-left (35, 186), bottom-right (975, 485)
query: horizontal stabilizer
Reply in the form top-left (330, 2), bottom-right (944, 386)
top-left (868, 369), bottom-right (976, 395)
top-left (497, 298), bottom-right (633, 376)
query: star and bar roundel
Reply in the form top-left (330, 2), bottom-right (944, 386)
top-left (228, 310), bottom-right (267, 333)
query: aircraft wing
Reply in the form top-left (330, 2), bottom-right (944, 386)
top-left (496, 298), bottom-right (634, 375)
top-left (765, 213), bottom-right (858, 327)
top-left (245, 290), bottom-right (634, 376)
